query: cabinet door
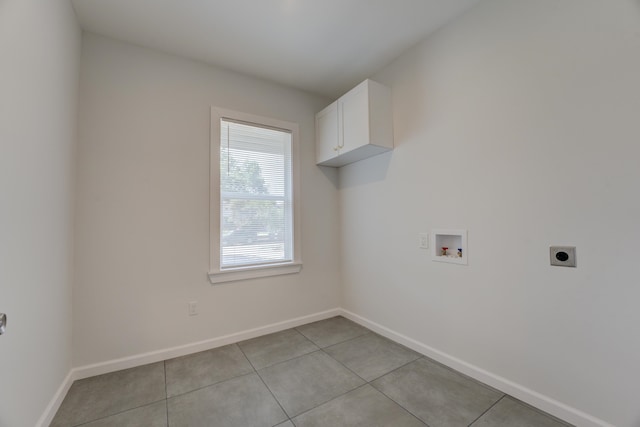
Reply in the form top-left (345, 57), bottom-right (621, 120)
top-left (339, 83), bottom-right (369, 154)
top-left (315, 101), bottom-right (339, 164)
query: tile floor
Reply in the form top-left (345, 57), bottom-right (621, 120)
top-left (51, 316), bottom-right (572, 427)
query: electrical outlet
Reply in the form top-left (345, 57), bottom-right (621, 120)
top-left (188, 301), bottom-right (198, 316)
top-left (419, 233), bottom-right (429, 249)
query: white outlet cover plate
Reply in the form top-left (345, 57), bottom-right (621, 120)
top-left (188, 301), bottom-right (198, 316)
top-left (419, 233), bottom-right (429, 249)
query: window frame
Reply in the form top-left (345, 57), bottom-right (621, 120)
top-left (208, 107), bottom-right (302, 284)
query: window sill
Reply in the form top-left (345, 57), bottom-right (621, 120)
top-left (208, 262), bottom-right (302, 285)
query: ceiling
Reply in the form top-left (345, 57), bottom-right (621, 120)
top-left (71, 0), bottom-right (480, 98)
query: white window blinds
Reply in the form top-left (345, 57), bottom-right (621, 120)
top-left (220, 119), bottom-right (293, 269)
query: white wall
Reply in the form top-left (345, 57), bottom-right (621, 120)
top-left (340, 1), bottom-right (640, 426)
top-left (0, 0), bottom-right (80, 426)
top-left (73, 34), bottom-right (340, 366)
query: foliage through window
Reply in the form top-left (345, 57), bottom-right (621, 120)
top-left (220, 119), bottom-right (293, 269)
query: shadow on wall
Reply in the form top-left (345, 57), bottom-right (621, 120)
top-left (337, 151), bottom-right (392, 189)
top-left (317, 164), bottom-right (340, 189)
top-left (374, 54), bottom-right (433, 149)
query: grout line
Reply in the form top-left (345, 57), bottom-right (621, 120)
top-left (364, 355), bottom-right (422, 383)
top-left (289, 328), bottom-right (323, 354)
top-left (284, 381), bottom-right (365, 421)
top-left (416, 353), bottom-right (504, 395)
top-left (366, 355), bottom-right (502, 427)
top-left (370, 385), bottom-right (432, 427)
top-left (238, 335), bottom-right (320, 371)
top-left (296, 328), bottom-right (371, 350)
top-left (467, 394), bottom-right (505, 426)
top-left (294, 316), bottom-right (370, 349)
top-left (253, 348), bottom-right (324, 372)
top-left (318, 347), bottom-right (368, 382)
top-left (319, 330), bottom-right (373, 350)
top-left (503, 395), bottom-right (575, 426)
top-left (288, 383), bottom-right (371, 421)
top-left (247, 324), bottom-right (377, 421)
top-left (232, 342), bottom-right (258, 376)
top-left (320, 337), bottom-right (430, 426)
top-left (165, 370), bottom-right (257, 400)
top-left (253, 373), bottom-right (291, 421)
top-left (361, 356), bottom-right (431, 426)
top-left (317, 329), bottom-right (424, 383)
top-left (73, 399), bottom-right (167, 427)
top-left (164, 361), bottom-right (169, 425)
top-left (162, 343), bottom-right (256, 399)
top-left (237, 343), bottom-right (291, 422)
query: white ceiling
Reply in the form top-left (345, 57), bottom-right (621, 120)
top-left (71, 0), bottom-right (480, 98)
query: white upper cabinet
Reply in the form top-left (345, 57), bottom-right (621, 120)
top-left (315, 101), bottom-right (339, 165)
top-left (315, 79), bottom-right (393, 167)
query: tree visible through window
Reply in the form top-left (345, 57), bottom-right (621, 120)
top-left (220, 119), bottom-right (293, 269)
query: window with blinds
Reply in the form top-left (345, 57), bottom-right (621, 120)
top-left (220, 119), bottom-right (293, 269)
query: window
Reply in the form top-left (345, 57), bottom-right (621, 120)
top-left (209, 108), bottom-right (301, 284)
top-left (220, 120), bottom-right (292, 267)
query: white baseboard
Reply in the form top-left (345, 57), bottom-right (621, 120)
top-left (73, 308), bottom-right (341, 380)
top-left (38, 307), bottom-right (613, 427)
top-left (36, 370), bottom-right (75, 427)
top-left (36, 308), bottom-right (340, 425)
top-left (339, 309), bottom-right (614, 427)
